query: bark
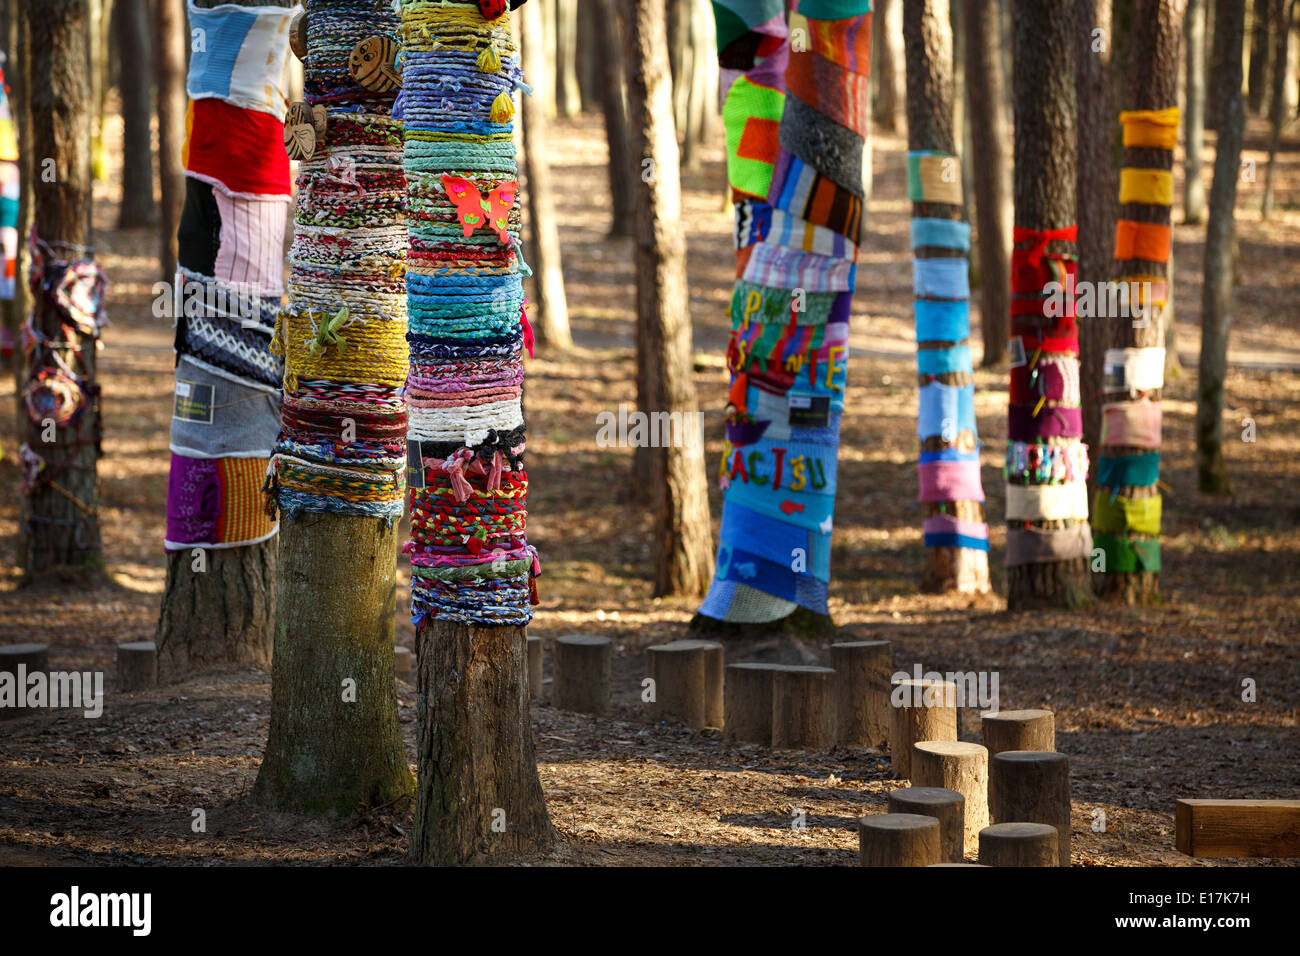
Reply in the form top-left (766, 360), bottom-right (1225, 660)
top-left (623, 0), bottom-right (714, 597)
top-left (1247, 0), bottom-right (1274, 113)
top-left (553, 0), bottom-right (580, 117)
top-left (668, 0), bottom-right (716, 172)
top-left (597, 0), bottom-right (636, 237)
top-left (116, 0), bottom-right (155, 228)
top-left (1208, 0), bottom-right (1235, 125)
top-left (875, 0), bottom-right (906, 131)
top-left (21, 0), bottom-right (102, 581)
top-left (520, 0), bottom-right (572, 349)
top-left (154, 0), bottom-right (184, 280)
top-left (1007, 0), bottom-right (1093, 611)
top-left (1185, 0), bottom-right (1208, 221)
top-left (576, 0), bottom-right (599, 111)
top-left (89, 0), bottom-right (113, 181)
top-left (964, 0), bottom-right (1011, 369)
top-left (1260, 0), bottom-right (1294, 217)
top-left (1197, 0), bottom-right (1246, 493)
top-left (253, 516), bottom-right (412, 814)
top-left (410, 621), bottom-right (553, 863)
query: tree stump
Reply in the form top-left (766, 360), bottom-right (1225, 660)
top-left (859, 813), bottom-right (941, 867)
top-left (724, 662), bottom-right (783, 744)
top-left (912, 741), bottom-right (989, 854)
top-left (978, 821), bottom-right (1059, 866)
top-left (990, 751), bottom-right (1072, 865)
top-left (552, 635), bottom-right (612, 715)
top-left (393, 646), bottom-right (414, 683)
top-left (927, 862), bottom-right (988, 867)
top-left (771, 665), bottom-right (835, 749)
top-left (526, 636), bottom-right (543, 701)
top-left (889, 678), bottom-right (958, 779)
top-left (888, 786), bottom-right (966, 863)
top-left (830, 640), bottom-right (891, 747)
top-left (981, 708), bottom-right (1054, 808)
top-left (646, 639), bottom-right (723, 728)
top-left (0, 644), bottom-right (49, 720)
top-left (116, 642), bottom-right (157, 692)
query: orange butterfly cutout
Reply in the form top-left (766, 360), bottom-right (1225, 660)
top-left (441, 175), bottom-right (518, 245)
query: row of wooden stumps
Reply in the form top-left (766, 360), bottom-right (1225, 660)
top-left (0, 642), bottom-right (158, 712)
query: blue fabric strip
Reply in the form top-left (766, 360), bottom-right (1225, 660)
top-left (917, 343), bottom-right (972, 376)
top-left (924, 532), bottom-right (991, 551)
top-left (1096, 451), bottom-right (1160, 488)
top-left (917, 381), bottom-right (976, 440)
top-left (915, 299), bottom-right (970, 342)
top-left (913, 258), bottom-right (970, 300)
top-left (911, 218), bottom-right (971, 252)
top-left (919, 447), bottom-right (981, 464)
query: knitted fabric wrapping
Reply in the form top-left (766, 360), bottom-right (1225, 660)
top-left (400, 0), bottom-right (537, 628)
top-left (698, 0), bottom-right (871, 624)
top-left (267, 0), bottom-right (409, 522)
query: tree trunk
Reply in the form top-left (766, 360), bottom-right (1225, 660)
top-left (553, 0), bottom-right (580, 117)
top-left (1208, 0), bottom-right (1235, 125)
top-left (1260, 0), bottom-right (1294, 217)
top-left (154, 0), bottom-right (184, 280)
top-left (20, 0), bottom-right (102, 581)
top-left (254, 0), bottom-right (412, 816)
top-left (904, 0), bottom-right (990, 594)
top-left (597, 0), bottom-right (636, 237)
top-left (1197, 0), bottom-right (1246, 493)
top-left (1185, 0), bottom-right (1208, 222)
top-left (89, 0), bottom-right (113, 182)
top-left (521, 0), bottom-right (572, 349)
top-left (576, 1), bottom-right (600, 111)
top-left (668, 0), bottom-right (717, 173)
top-left (875, 0), bottom-right (906, 131)
top-left (1247, 0), bottom-right (1274, 113)
top-left (115, 0), bottom-right (155, 228)
top-left (1006, 0), bottom-right (1093, 611)
top-left (624, 0), bottom-right (714, 598)
top-left (965, 0), bottom-right (1011, 369)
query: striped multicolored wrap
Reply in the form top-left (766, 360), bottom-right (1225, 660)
top-left (0, 62), bottom-right (17, 303)
top-left (398, 0), bottom-right (537, 627)
top-left (165, 0), bottom-right (299, 551)
top-left (265, 0), bottom-right (409, 524)
top-left (698, 0), bottom-right (870, 623)
top-left (1093, 107), bottom-right (1178, 577)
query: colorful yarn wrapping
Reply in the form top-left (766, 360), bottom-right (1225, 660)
top-left (699, 1), bottom-right (870, 623)
top-left (0, 63), bottom-right (15, 301)
top-left (401, 0), bottom-right (537, 627)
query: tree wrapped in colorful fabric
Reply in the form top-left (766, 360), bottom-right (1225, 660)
top-left (697, 0), bottom-right (871, 632)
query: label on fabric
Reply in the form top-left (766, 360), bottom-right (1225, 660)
top-left (173, 380), bottom-right (214, 424)
top-left (406, 440), bottom-right (426, 490)
top-left (788, 393), bottom-right (830, 428)
top-left (1008, 337), bottom-right (1027, 368)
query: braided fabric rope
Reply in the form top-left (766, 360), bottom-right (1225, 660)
top-left (400, 0), bottom-right (537, 627)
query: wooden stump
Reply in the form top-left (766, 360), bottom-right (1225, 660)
top-left (981, 709), bottom-right (1054, 809)
top-left (116, 642), bottom-right (157, 692)
top-left (0, 644), bottom-right (49, 721)
top-left (393, 645), bottom-right (414, 683)
top-left (830, 640), bottom-right (891, 747)
top-left (552, 635), bottom-right (611, 715)
top-left (771, 665), bottom-right (834, 749)
top-left (724, 662), bottom-right (784, 744)
top-left (912, 741), bottom-right (989, 854)
top-left (889, 678), bottom-right (957, 779)
top-left (927, 862), bottom-right (988, 867)
top-left (526, 636), bottom-right (543, 701)
top-left (859, 813), bottom-right (941, 867)
top-left (888, 786), bottom-right (966, 863)
top-left (978, 822), bottom-right (1060, 866)
top-left (1175, 799), bottom-right (1300, 858)
top-left (990, 751), bottom-right (1071, 865)
top-left (646, 639), bottom-right (723, 729)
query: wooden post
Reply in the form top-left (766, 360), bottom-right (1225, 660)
top-left (394, 646), bottom-right (414, 683)
top-left (0, 644), bottom-right (49, 720)
top-left (859, 813), bottom-right (941, 867)
top-left (526, 636), bottom-right (543, 701)
top-left (887, 786), bottom-right (966, 863)
top-left (724, 662), bottom-right (783, 744)
top-left (552, 635), bottom-right (611, 715)
top-left (912, 741), bottom-right (989, 854)
top-left (990, 750), bottom-right (1072, 865)
top-left (771, 665), bottom-right (835, 749)
top-left (979, 821), bottom-right (1059, 866)
top-left (115, 642), bottom-right (157, 692)
top-left (646, 639), bottom-right (723, 729)
top-left (1175, 799), bottom-right (1300, 858)
top-left (981, 708), bottom-right (1054, 808)
top-left (889, 678), bottom-right (958, 779)
top-left (830, 640), bottom-right (891, 747)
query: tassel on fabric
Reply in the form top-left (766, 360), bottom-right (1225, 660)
top-left (490, 90), bottom-right (514, 123)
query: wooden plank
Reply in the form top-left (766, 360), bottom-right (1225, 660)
top-left (1175, 799), bottom-right (1300, 858)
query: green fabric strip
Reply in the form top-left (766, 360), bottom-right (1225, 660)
top-left (1092, 490), bottom-right (1162, 536)
top-left (1093, 531), bottom-right (1162, 573)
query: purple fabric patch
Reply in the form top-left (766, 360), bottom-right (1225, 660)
top-left (165, 453), bottom-right (221, 549)
top-left (1008, 404), bottom-right (1082, 442)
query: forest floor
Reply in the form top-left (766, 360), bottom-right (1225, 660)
top-left (0, 110), bottom-right (1297, 866)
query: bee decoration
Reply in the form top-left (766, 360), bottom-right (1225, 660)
top-left (348, 35), bottom-right (402, 94)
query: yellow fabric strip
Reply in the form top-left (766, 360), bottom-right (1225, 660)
top-left (915, 155), bottom-right (963, 205)
top-left (1120, 107), bottom-right (1180, 150)
top-left (1119, 168), bottom-right (1174, 206)
top-left (1092, 490), bottom-right (1162, 536)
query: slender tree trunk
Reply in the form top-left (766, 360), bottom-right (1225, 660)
top-left (1247, 0), bottom-right (1274, 113)
top-left (624, 0), bottom-right (714, 597)
top-left (10, 0), bottom-right (34, 393)
top-left (597, 0), bottom-right (636, 237)
top-left (875, 0), bottom-right (906, 132)
top-left (1197, 0), bottom-right (1246, 493)
top-left (1185, 0), bottom-right (1208, 222)
top-left (89, 0), bottom-right (114, 182)
top-left (1261, 0), bottom-right (1294, 217)
top-left (20, 0), bottom-right (103, 580)
top-left (154, 0), bottom-right (184, 280)
top-left (1006, 0), bottom-right (1093, 611)
top-left (965, 0), bottom-right (1011, 369)
top-left (553, 0), bottom-right (580, 118)
top-left (576, 1), bottom-right (600, 111)
top-left (520, 0), bottom-right (572, 349)
top-left (904, 0), bottom-right (990, 594)
top-left (115, 0), bottom-right (155, 228)
top-left (1208, 0), bottom-right (1234, 125)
